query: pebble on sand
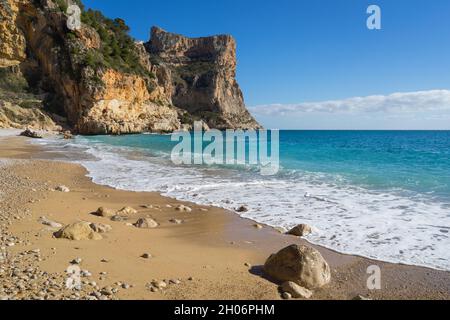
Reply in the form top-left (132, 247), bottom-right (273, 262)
top-left (175, 205), bottom-right (192, 213)
top-left (281, 281), bottom-right (313, 299)
top-left (116, 206), bottom-right (138, 216)
top-left (55, 185), bottom-right (70, 193)
top-left (39, 216), bottom-right (63, 229)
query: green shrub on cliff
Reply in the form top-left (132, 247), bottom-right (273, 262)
top-left (79, 9), bottom-right (150, 77)
top-left (0, 68), bottom-right (29, 94)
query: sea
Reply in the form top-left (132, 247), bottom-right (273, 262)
top-left (33, 130), bottom-right (450, 271)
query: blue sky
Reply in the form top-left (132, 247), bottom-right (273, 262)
top-left (83, 0), bottom-right (450, 129)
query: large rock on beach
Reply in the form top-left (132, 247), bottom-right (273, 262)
top-left (264, 244), bottom-right (331, 289)
top-left (54, 222), bottom-right (103, 241)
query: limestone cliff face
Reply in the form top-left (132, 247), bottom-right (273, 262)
top-left (0, 0), bottom-right (27, 67)
top-left (0, 100), bottom-right (58, 130)
top-left (0, 1), bottom-right (259, 134)
top-left (78, 69), bottom-right (179, 134)
top-left (146, 27), bottom-right (261, 130)
top-left (6, 0), bottom-right (180, 134)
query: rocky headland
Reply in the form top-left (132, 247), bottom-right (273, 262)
top-left (0, 0), bottom-right (260, 134)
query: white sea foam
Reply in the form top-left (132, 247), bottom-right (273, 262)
top-left (33, 136), bottom-right (450, 271)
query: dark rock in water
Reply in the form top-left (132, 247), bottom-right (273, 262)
top-left (20, 129), bottom-right (42, 139)
top-left (134, 217), bottom-right (158, 229)
top-left (236, 205), bottom-right (249, 213)
top-left (63, 131), bottom-right (74, 139)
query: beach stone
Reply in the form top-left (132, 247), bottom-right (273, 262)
top-left (281, 281), bottom-right (313, 299)
top-left (70, 257), bottom-right (82, 265)
top-left (282, 292), bottom-right (292, 300)
top-left (39, 216), bottom-right (63, 229)
top-left (287, 224), bottom-right (312, 237)
top-left (54, 222), bottom-right (103, 241)
top-left (110, 215), bottom-right (126, 222)
top-left (117, 206), bottom-right (138, 215)
top-left (89, 223), bottom-right (112, 233)
top-left (264, 244), bottom-right (331, 289)
top-left (169, 219), bottom-right (184, 225)
top-left (254, 224), bottom-right (263, 229)
top-left (63, 131), bottom-right (74, 139)
top-left (100, 286), bottom-right (113, 296)
top-left (151, 280), bottom-right (167, 289)
top-left (20, 129), bottom-right (42, 139)
top-left (175, 205), bottom-right (192, 213)
top-left (134, 218), bottom-right (158, 229)
top-left (95, 207), bottom-right (115, 218)
top-left (274, 227), bottom-right (286, 234)
top-left (55, 185), bottom-right (70, 193)
top-left (236, 205), bottom-right (249, 212)
top-left (141, 253), bottom-right (152, 259)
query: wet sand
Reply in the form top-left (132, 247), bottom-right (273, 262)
top-left (0, 134), bottom-right (449, 300)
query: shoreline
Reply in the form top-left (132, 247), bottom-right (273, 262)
top-left (0, 133), bottom-right (449, 300)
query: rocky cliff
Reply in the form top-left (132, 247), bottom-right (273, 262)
top-left (146, 27), bottom-right (260, 130)
top-left (0, 0), bottom-right (260, 134)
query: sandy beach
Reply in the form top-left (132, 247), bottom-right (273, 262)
top-left (0, 133), bottom-right (449, 300)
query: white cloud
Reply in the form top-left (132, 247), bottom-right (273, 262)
top-left (249, 90), bottom-right (450, 116)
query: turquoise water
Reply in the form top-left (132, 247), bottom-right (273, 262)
top-left (39, 131), bottom-right (450, 270)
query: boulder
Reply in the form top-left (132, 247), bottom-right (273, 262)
top-left (264, 245), bottom-right (331, 289)
top-left (287, 224), bottom-right (312, 237)
top-left (134, 218), bottom-right (158, 229)
top-left (281, 281), bottom-right (313, 299)
top-left (95, 207), bottom-right (115, 218)
top-left (54, 222), bottom-right (103, 241)
top-left (89, 223), bottom-right (112, 233)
